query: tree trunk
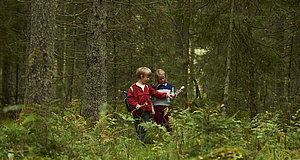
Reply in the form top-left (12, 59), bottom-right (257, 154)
top-left (222, 0), bottom-right (234, 114)
top-left (15, 59), bottom-right (19, 105)
top-left (284, 11), bottom-right (296, 124)
top-left (24, 0), bottom-right (55, 113)
top-left (82, 0), bottom-right (107, 123)
top-left (190, 41), bottom-right (201, 101)
top-left (65, 47), bottom-right (75, 102)
top-left (245, 0), bottom-right (257, 118)
top-left (294, 6), bottom-right (300, 113)
top-left (274, 16), bottom-right (285, 109)
top-left (248, 61), bottom-right (257, 118)
top-left (286, 28), bottom-right (293, 103)
top-left (1, 54), bottom-right (11, 106)
top-left (55, 0), bottom-right (65, 101)
top-left (113, 35), bottom-right (118, 111)
top-left (65, 3), bottom-right (76, 103)
top-left (175, 0), bottom-right (190, 108)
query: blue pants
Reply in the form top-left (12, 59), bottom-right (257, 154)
top-left (133, 111), bottom-right (150, 144)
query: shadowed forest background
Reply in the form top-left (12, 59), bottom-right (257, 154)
top-left (0, 0), bottom-right (299, 159)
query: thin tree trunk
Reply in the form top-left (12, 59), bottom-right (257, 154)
top-left (286, 11), bottom-right (296, 104)
top-left (248, 61), bottom-right (257, 118)
top-left (274, 16), bottom-right (285, 109)
top-left (294, 7), bottom-right (300, 113)
top-left (65, 3), bottom-right (76, 103)
top-left (286, 32), bottom-right (293, 102)
top-left (182, 0), bottom-right (190, 109)
top-left (284, 12), bottom-right (295, 125)
top-left (65, 49), bottom-right (75, 102)
top-left (263, 80), bottom-right (268, 109)
top-left (222, 0), bottom-right (234, 114)
top-left (128, 0), bottom-right (134, 80)
top-left (55, 0), bottom-right (65, 101)
top-left (245, 0), bottom-right (257, 118)
top-left (1, 54), bottom-right (11, 106)
top-left (190, 41), bottom-right (201, 101)
top-left (82, 0), bottom-right (107, 122)
top-left (113, 35), bottom-right (117, 111)
top-left (175, 0), bottom-right (190, 108)
top-left (15, 57), bottom-right (20, 105)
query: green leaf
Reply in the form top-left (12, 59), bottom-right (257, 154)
top-left (3, 104), bottom-right (24, 113)
top-left (21, 114), bottom-right (37, 126)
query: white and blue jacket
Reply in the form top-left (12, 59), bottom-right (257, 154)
top-left (151, 83), bottom-right (174, 106)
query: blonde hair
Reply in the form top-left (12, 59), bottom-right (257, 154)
top-left (136, 67), bottom-right (152, 79)
top-left (154, 69), bottom-right (168, 89)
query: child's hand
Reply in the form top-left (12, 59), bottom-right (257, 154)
top-left (136, 104), bottom-right (141, 110)
top-left (167, 94), bottom-right (174, 99)
top-left (136, 102), bottom-right (147, 110)
top-left (175, 90), bottom-right (181, 95)
top-left (151, 110), bottom-right (155, 115)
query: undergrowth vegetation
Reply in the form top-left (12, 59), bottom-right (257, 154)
top-left (0, 101), bottom-right (299, 159)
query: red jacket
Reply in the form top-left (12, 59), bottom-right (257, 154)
top-left (127, 83), bottom-right (167, 115)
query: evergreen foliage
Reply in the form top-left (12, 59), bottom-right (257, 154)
top-left (0, 0), bottom-right (299, 159)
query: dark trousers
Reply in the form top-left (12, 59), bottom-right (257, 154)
top-left (133, 111), bottom-right (150, 144)
top-left (154, 105), bottom-right (172, 132)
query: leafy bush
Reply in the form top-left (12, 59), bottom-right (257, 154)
top-left (205, 146), bottom-right (247, 160)
top-left (0, 101), bottom-right (299, 159)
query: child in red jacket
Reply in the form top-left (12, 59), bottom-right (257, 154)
top-left (127, 67), bottom-right (174, 145)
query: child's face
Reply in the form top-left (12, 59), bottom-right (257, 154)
top-left (158, 75), bottom-right (166, 84)
top-left (141, 75), bottom-right (150, 84)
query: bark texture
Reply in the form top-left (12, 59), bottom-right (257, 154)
top-left (223, 0), bottom-right (234, 113)
top-left (82, 0), bottom-right (107, 122)
top-left (1, 54), bottom-right (11, 106)
top-left (175, 0), bottom-right (190, 108)
top-left (24, 0), bottom-right (55, 111)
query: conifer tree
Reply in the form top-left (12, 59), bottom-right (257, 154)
top-left (24, 0), bottom-right (56, 113)
top-left (82, 0), bottom-right (107, 122)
